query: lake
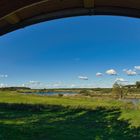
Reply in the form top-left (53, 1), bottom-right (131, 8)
top-left (29, 92), bottom-right (78, 95)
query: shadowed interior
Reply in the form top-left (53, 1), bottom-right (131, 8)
top-left (1, 0), bottom-right (140, 35)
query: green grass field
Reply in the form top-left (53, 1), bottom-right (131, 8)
top-left (0, 91), bottom-right (140, 140)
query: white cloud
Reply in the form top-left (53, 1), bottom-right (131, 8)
top-left (29, 81), bottom-right (41, 85)
top-left (52, 83), bottom-right (62, 87)
top-left (96, 72), bottom-right (103, 77)
top-left (45, 82), bottom-right (65, 88)
top-left (0, 83), bottom-right (8, 87)
top-left (115, 78), bottom-right (128, 82)
top-left (106, 69), bottom-right (117, 75)
top-left (78, 76), bottom-right (88, 80)
top-left (124, 69), bottom-right (137, 76)
top-left (123, 69), bottom-right (127, 72)
top-left (45, 82), bottom-right (77, 88)
top-left (0, 75), bottom-right (8, 78)
top-left (23, 81), bottom-right (42, 88)
top-left (134, 66), bottom-right (140, 70)
top-left (22, 84), bottom-right (26, 87)
top-left (70, 84), bottom-right (76, 88)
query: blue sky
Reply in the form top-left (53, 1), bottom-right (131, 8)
top-left (0, 15), bottom-right (140, 88)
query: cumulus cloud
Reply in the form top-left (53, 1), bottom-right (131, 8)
top-left (96, 72), bottom-right (103, 77)
top-left (106, 69), bottom-right (117, 76)
top-left (115, 78), bottom-right (128, 82)
top-left (124, 69), bottom-right (137, 76)
top-left (78, 76), bottom-right (88, 80)
top-left (134, 66), bottom-right (140, 70)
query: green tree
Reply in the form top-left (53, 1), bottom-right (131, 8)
top-left (136, 81), bottom-right (140, 88)
top-left (112, 82), bottom-right (124, 99)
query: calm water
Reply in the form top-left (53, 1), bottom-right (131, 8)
top-left (25, 92), bottom-right (140, 105)
top-left (32, 92), bottom-right (77, 95)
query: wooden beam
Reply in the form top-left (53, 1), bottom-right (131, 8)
top-left (84, 0), bottom-right (94, 8)
top-left (5, 13), bottom-right (20, 24)
top-left (0, 0), bottom-right (49, 21)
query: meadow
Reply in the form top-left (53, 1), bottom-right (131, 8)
top-left (0, 91), bottom-right (140, 140)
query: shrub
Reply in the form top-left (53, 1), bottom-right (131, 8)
top-left (79, 90), bottom-right (90, 96)
top-left (58, 93), bottom-right (63, 97)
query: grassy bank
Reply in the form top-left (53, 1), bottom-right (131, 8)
top-left (0, 91), bottom-right (136, 109)
top-left (0, 91), bottom-right (140, 139)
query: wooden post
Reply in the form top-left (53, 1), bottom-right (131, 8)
top-left (84, 0), bottom-right (94, 8)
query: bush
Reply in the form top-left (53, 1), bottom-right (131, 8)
top-left (58, 93), bottom-right (63, 97)
top-left (79, 90), bottom-right (90, 96)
